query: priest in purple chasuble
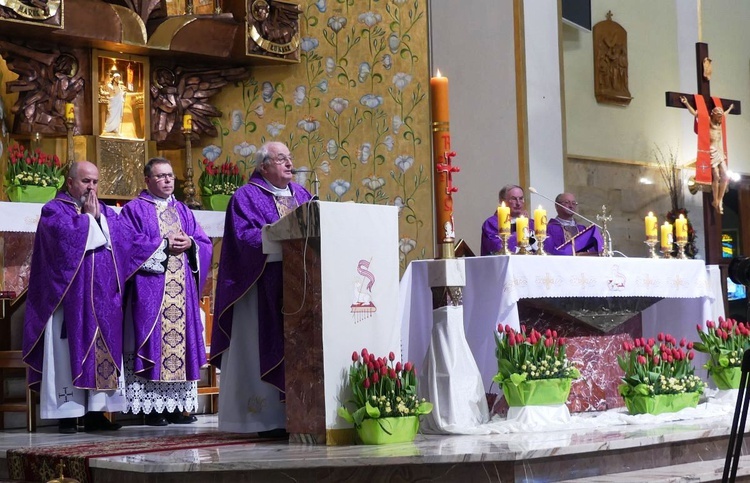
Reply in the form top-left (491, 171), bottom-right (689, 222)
top-left (210, 142), bottom-right (312, 434)
top-left (22, 161), bottom-right (162, 433)
top-left (119, 157), bottom-right (212, 426)
top-left (543, 192), bottom-right (603, 256)
top-left (480, 184), bottom-right (536, 255)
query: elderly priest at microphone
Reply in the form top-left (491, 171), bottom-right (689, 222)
top-left (544, 192), bottom-right (604, 256)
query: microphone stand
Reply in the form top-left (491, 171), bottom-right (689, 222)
top-left (528, 187), bottom-right (614, 257)
top-left (292, 168), bottom-right (319, 198)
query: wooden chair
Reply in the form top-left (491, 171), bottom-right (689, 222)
top-left (197, 296), bottom-right (219, 413)
top-left (0, 291), bottom-right (36, 432)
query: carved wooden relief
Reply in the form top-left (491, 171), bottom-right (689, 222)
top-left (246, 0), bottom-right (301, 61)
top-left (0, 41), bottom-right (88, 135)
top-left (593, 11), bottom-right (632, 106)
top-left (0, 0), bottom-right (62, 28)
top-left (150, 64), bottom-right (251, 149)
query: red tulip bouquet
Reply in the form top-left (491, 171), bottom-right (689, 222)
top-left (617, 333), bottom-right (704, 415)
top-left (338, 349), bottom-right (432, 440)
top-left (694, 317), bottom-right (750, 389)
top-left (493, 324), bottom-right (580, 406)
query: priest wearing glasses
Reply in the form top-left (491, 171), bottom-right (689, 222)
top-left (210, 141), bottom-right (312, 437)
top-left (544, 192), bottom-right (603, 256)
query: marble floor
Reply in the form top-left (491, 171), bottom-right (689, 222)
top-left (0, 408), bottom-right (749, 482)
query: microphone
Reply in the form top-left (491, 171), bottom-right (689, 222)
top-left (291, 167), bottom-right (320, 198)
top-left (528, 186), bottom-right (602, 229)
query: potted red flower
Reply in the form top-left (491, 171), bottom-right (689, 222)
top-left (493, 324), bottom-right (580, 407)
top-left (338, 349), bottom-right (432, 445)
top-left (4, 143), bottom-right (64, 203)
top-left (618, 333), bottom-right (704, 415)
top-left (694, 317), bottom-right (749, 390)
top-left (198, 157), bottom-right (245, 211)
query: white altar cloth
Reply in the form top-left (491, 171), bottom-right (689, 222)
top-left (0, 201), bottom-right (226, 237)
top-left (400, 256), bottom-right (724, 391)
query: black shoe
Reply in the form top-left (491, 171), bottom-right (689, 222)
top-left (185, 413), bottom-right (198, 423)
top-left (83, 412), bottom-right (122, 432)
top-left (58, 418), bottom-right (77, 434)
top-left (257, 428), bottom-right (289, 439)
top-left (164, 411), bottom-right (195, 424)
top-left (145, 412), bottom-right (169, 427)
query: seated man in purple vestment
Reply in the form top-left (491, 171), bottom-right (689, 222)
top-left (120, 157), bottom-right (212, 426)
top-left (480, 184), bottom-right (536, 255)
top-left (23, 161), bottom-right (160, 433)
top-left (543, 192), bottom-right (603, 256)
top-left (209, 141), bottom-right (312, 437)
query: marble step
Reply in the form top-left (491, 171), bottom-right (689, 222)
top-left (558, 455), bottom-right (750, 482)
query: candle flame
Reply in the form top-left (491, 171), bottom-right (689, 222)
top-left (435, 69), bottom-right (442, 78)
top-left (648, 211), bottom-right (653, 217)
top-left (500, 201), bottom-right (506, 207)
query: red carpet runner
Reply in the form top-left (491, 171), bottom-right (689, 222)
top-left (7, 433), bottom-right (272, 482)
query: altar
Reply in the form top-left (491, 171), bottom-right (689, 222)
top-left (400, 255), bottom-right (725, 411)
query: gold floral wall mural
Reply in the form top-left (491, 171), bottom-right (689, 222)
top-left (198, 0), bottom-right (433, 270)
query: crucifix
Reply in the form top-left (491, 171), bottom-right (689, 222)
top-left (665, 42), bottom-right (742, 261)
top-left (666, 42), bottom-right (741, 194)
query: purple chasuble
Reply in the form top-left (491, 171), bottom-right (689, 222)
top-left (480, 214), bottom-right (535, 255)
top-left (210, 171), bottom-right (312, 395)
top-left (23, 193), bottom-right (157, 391)
top-left (544, 218), bottom-right (604, 255)
top-left (120, 191), bottom-right (212, 382)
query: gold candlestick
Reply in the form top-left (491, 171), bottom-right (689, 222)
top-left (536, 234), bottom-right (548, 255)
top-left (660, 246), bottom-right (672, 259)
top-left (675, 239), bottom-right (688, 259)
top-left (498, 232), bottom-right (511, 256)
top-left (214, 0), bottom-right (222, 14)
top-left (185, 0), bottom-right (194, 14)
top-left (182, 126), bottom-right (202, 210)
top-left (65, 119), bottom-right (75, 165)
top-left (644, 239), bottom-right (659, 259)
top-left (517, 239), bottom-right (531, 255)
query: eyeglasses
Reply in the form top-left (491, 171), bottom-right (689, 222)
top-left (507, 197), bottom-right (524, 203)
top-left (269, 154), bottom-right (294, 165)
top-left (560, 201), bottom-right (579, 206)
top-left (151, 173), bottom-right (175, 180)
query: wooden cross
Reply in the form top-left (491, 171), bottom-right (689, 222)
top-left (665, 42), bottom-right (741, 263)
top-left (665, 43), bottom-right (741, 116)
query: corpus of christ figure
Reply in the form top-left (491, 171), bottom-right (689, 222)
top-left (665, 42), bottom-right (741, 215)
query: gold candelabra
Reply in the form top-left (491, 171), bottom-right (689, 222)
top-left (182, 126), bottom-right (202, 210)
top-left (644, 238), bottom-right (659, 259)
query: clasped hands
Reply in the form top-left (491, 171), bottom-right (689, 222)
top-left (167, 231), bottom-right (192, 255)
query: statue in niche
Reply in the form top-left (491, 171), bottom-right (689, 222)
top-left (102, 72), bottom-right (126, 135)
top-left (593, 11), bottom-right (632, 106)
